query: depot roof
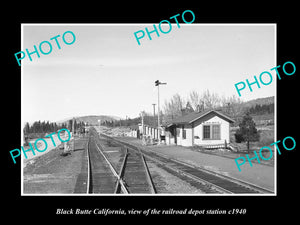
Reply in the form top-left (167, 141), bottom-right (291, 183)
top-left (165, 110), bottom-right (234, 127)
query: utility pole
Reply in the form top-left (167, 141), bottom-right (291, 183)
top-left (63, 130), bottom-right (68, 153)
top-left (155, 80), bottom-right (167, 144)
top-left (141, 112), bottom-right (144, 134)
top-left (141, 111), bottom-right (145, 145)
top-left (72, 117), bottom-right (75, 151)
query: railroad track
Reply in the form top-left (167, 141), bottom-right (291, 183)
top-left (75, 128), bottom-right (156, 194)
top-left (101, 134), bottom-right (274, 194)
top-left (115, 147), bottom-right (156, 193)
top-left (86, 133), bottom-right (117, 193)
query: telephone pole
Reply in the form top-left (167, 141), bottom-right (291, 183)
top-left (72, 117), bottom-right (75, 151)
top-left (140, 111), bottom-right (145, 145)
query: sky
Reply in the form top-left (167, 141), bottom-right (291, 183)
top-left (22, 24), bottom-right (276, 124)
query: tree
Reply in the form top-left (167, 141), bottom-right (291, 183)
top-left (163, 93), bottom-right (186, 120)
top-left (184, 101), bottom-right (194, 113)
top-left (68, 119), bottom-right (73, 131)
top-left (189, 90), bottom-right (201, 110)
top-left (162, 90), bottom-right (244, 123)
top-left (219, 95), bottom-right (244, 120)
top-left (23, 122), bottom-right (30, 134)
top-left (234, 113), bottom-right (260, 153)
top-left (202, 89), bottom-right (220, 109)
top-left (188, 90), bottom-right (221, 111)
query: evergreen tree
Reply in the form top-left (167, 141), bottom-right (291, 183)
top-left (41, 121), bottom-right (46, 132)
top-left (24, 122), bottom-right (30, 134)
top-left (45, 121), bottom-right (50, 132)
top-left (68, 120), bottom-right (73, 131)
top-left (235, 113), bottom-right (260, 153)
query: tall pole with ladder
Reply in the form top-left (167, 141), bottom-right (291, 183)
top-left (155, 80), bottom-right (166, 144)
top-left (157, 84), bottom-right (160, 140)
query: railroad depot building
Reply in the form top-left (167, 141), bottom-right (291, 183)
top-left (165, 110), bottom-right (234, 147)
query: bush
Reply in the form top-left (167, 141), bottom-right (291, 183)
top-left (234, 129), bottom-right (244, 143)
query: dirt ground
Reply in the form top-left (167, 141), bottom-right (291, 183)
top-left (23, 137), bottom-right (87, 194)
top-left (23, 135), bottom-right (63, 168)
top-left (146, 161), bottom-right (205, 194)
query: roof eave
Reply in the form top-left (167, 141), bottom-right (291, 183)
top-left (189, 110), bottom-right (235, 124)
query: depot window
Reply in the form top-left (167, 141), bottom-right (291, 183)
top-left (203, 124), bottom-right (220, 140)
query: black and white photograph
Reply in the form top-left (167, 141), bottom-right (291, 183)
top-left (4, 4), bottom-right (298, 221)
top-left (21, 24), bottom-right (276, 195)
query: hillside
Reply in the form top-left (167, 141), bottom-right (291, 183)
top-left (56, 115), bottom-right (123, 125)
top-left (241, 96), bottom-right (274, 108)
top-left (233, 96), bottom-right (274, 125)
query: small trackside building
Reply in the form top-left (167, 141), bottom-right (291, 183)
top-left (165, 110), bottom-right (234, 147)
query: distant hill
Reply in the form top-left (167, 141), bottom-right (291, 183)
top-left (234, 96), bottom-right (274, 125)
top-left (242, 96), bottom-right (274, 108)
top-left (56, 115), bottom-right (123, 125)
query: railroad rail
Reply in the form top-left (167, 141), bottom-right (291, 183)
top-left (114, 147), bottom-right (156, 194)
top-left (79, 128), bottom-right (156, 194)
top-left (86, 134), bottom-right (117, 193)
top-left (101, 133), bottom-right (274, 194)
